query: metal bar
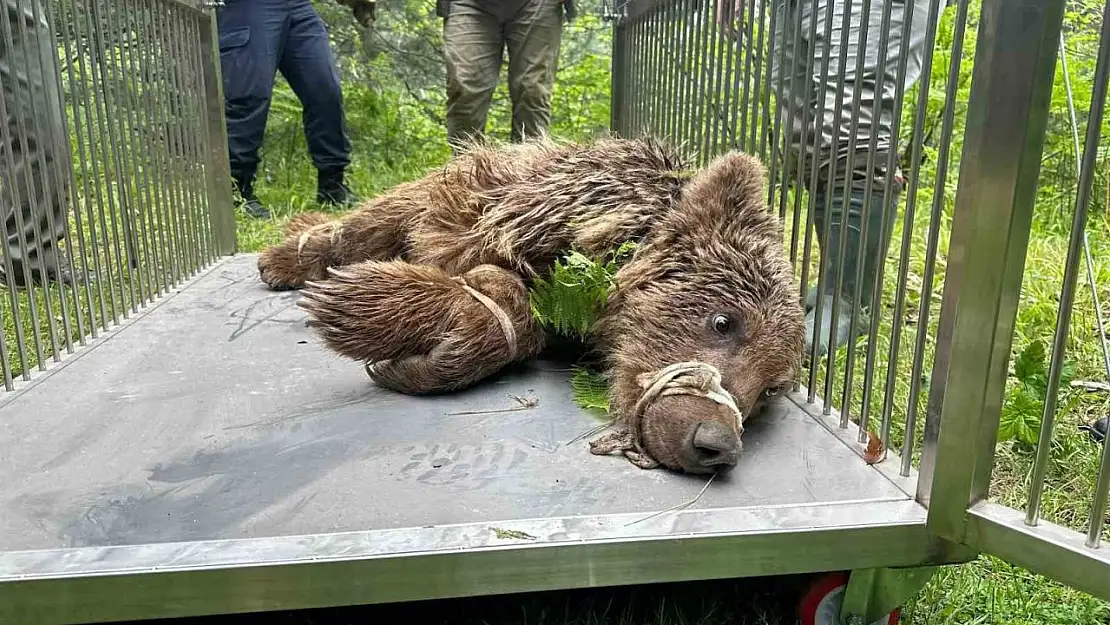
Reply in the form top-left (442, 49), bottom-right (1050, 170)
top-left (0, 501), bottom-right (953, 624)
top-left (968, 502), bottom-right (1110, 603)
top-left (1026, 0), bottom-right (1110, 527)
top-left (1083, 233), bottom-right (1110, 548)
top-left (150, 0), bottom-right (187, 284)
top-left (802, 0), bottom-right (837, 400)
top-left (119, 0), bottom-right (165, 297)
top-left (855, 0), bottom-right (899, 442)
top-left (176, 7), bottom-right (207, 270)
top-left (106, 0), bottom-right (155, 306)
top-left (27, 0), bottom-right (75, 358)
top-left (165, 4), bottom-right (199, 278)
top-left (703, 0), bottom-right (724, 157)
top-left (657, 2), bottom-right (674, 142)
top-left (100, 0), bottom-right (143, 309)
top-left (139, 0), bottom-right (176, 294)
top-left (904, 0), bottom-right (971, 477)
top-left (921, 0), bottom-right (1066, 533)
top-left (690, 2), bottom-right (711, 165)
top-left (187, 13), bottom-right (216, 265)
top-left (167, 5), bottom-right (202, 277)
top-left (0, 0), bottom-right (49, 371)
top-left (89, 0), bottom-right (138, 316)
top-left (753, 0), bottom-right (769, 159)
top-left (704, 0), bottom-right (727, 156)
top-left (1055, 30), bottom-right (1110, 550)
top-left (629, 16), bottom-right (642, 136)
top-left (608, 10), bottom-right (626, 133)
top-left (725, 0), bottom-right (744, 152)
top-left (787, 0), bottom-right (819, 303)
top-left (60, 0), bottom-right (112, 333)
top-left (836, 0), bottom-right (876, 429)
top-left (765, 0), bottom-right (787, 213)
top-left (0, 0), bottom-right (32, 382)
top-left (46, 0), bottom-right (96, 346)
top-left (738, 0), bottom-right (755, 153)
top-left (14, 0), bottom-right (63, 364)
top-left (676, 0), bottom-right (695, 149)
top-left (641, 6), bottom-right (656, 136)
top-left (705, 0), bottom-right (723, 158)
top-left (80, 0), bottom-right (126, 325)
top-left (817, 0), bottom-right (863, 416)
top-left (875, 0), bottom-right (925, 446)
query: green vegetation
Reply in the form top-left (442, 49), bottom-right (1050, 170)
top-left (4, 0), bottom-right (1110, 623)
top-left (528, 242), bottom-right (637, 343)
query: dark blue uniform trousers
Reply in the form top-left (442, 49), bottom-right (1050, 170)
top-left (216, 0), bottom-right (352, 188)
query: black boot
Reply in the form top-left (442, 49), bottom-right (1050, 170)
top-left (234, 176), bottom-right (271, 219)
top-left (317, 169), bottom-right (360, 207)
top-left (804, 184), bottom-right (898, 358)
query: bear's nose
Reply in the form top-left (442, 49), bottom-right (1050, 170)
top-left (688, 421), bottom-right (741, 472)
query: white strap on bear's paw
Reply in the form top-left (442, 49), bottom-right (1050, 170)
top-left (454, 277), bottom-right (518, 361)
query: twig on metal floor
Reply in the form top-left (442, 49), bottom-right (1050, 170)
top-left (446, 394), bottom-right (538, 416)
top-left (565, 418), bottom-right (615, 446)
top-left (624, 473), bottom-right (718, 527)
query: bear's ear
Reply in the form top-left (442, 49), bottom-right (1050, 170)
top-left (669, 151), bottom-right (776, 237)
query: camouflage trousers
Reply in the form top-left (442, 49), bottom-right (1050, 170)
top-left (770, 0), bottom-right (931, 196)
top-left (0, 0), bottom-right (70, 282)
top-left (443, 0), bottom-right (563, 147)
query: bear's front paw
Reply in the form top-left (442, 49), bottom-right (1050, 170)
top-left (258, 242), bottom-right (308, 291)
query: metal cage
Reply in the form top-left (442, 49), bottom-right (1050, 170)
top-left (612, 0), bottom-right (1110, 607)
top-left (0, 0), bottom-right (1107, 622)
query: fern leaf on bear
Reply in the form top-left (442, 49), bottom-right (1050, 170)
top-left (528, 242), bottom-right (636, 342)
top-left (528, 243), bottom-right (635, 415)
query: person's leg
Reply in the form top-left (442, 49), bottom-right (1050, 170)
top-left (217, 0), bottom-right (284, 219)
top-left (281, 0), bottom-right (358, 207)
top-left (504, 0), bottom-right (562, 142)
top-left (443, 0), bottom-right (505, 150)
top-left (803, 0), bottom-right (931, 357)
top-left (0, 0), bottom-right (79, 287)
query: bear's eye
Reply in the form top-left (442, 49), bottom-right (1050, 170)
top-left (712, 314), bottom-right (733, 335)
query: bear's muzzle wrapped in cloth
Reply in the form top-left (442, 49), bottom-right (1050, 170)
top-left (588, 362), bottom-right (744, 472)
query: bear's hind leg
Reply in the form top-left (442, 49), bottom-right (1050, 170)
top-left (297, 261), bottom-right (545, 394)
top-left (258, 191), bottom-right (419, 290)
top-left (366, 335), bottom-right (512, 395)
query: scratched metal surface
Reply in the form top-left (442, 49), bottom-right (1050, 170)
top-left (0, 255), bottom-right (908, 552)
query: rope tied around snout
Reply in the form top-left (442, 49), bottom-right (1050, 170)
top-left (589, 361), bottom-right (744, 470)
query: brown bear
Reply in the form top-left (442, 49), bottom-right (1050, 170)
top-left (259, 136), bottom-right (804, 475)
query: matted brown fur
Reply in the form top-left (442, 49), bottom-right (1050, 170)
top-left (265, 135), bottom-right (804, 475)
top-left (298, 262), bottom-right (545, 395)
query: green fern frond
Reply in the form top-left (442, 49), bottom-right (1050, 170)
top-left (528, 242), bottom-right (637, 341)
top-left (529, 243), bottom-right (636, 414)
top-left (569, 366), bottom-right (611, 416)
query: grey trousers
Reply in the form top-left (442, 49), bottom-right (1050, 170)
top-left (0, 0), bottom-right (69, 279)
top-left (770, 0), bottom-right (932, 196)
top-left (443, 0), bottom-right (563, 146)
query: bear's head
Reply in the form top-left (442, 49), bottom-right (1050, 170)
top-left (595, 151), bottom-right (804, 475)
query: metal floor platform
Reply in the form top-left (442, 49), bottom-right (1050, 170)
top-left (0, 255), bottom-right (943, 624)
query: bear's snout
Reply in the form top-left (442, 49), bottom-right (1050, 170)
top-left (683, 420), bottom-right (741, 474)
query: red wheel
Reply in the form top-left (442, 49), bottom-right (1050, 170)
top-left (799, 572), bottom-right (900, 625)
